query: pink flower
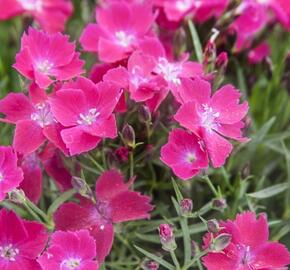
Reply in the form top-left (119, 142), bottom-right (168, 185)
top-left (248, 42), bottom-right (271, 64)
top-left (54, 169), bottom-right (153, 263)
top-left (38, 230), bottom-right (98, 270)
top-left (14, 27), bottom-right (84, 89)
top-left (160, 128), bottom-right (208, 180)
top-left (80, 1), bottom-right (156, 62)
top-left (0, 146), bottom-right (23, 201)
top-left (202, 211), bottom-right (290, 270)
top-left (49, 77), bottom-right (122, 155)
top-left (139, 38), bottom-right (203, 103)
top-left (174, 78), bottom-right (248, 168)
top-left (0, 208), bottom-right (48, 269)
top-left (0, 84), bottom-right (67, 155)
top-left (0, 0), bottom-right (73, 33)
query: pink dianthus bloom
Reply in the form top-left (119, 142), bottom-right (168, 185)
top-left (0, 209), bottom-right (48, 269)
top-left (0, 84), bottom-right (67, 155)
top-left (54, 169), bottom-right (153, 263)
top-left (80, 1), bottom-right (156, 62)
top-left (202, 211), bottom-right (290, 270)
top-left (38, 230), bottom-right (98, 270)
top-left (248, 42), bottom-right (270, 64)
top-left (160, 128), bottom-right (208, 180)
top-left (0, 0), bottom-right (73, 33)
top-left (0, 146), bottom-right (23, 201)
top-left (49, 77), bottom-right (122, 155)
top-left (14, 27), bottom-right (84, 89)
top-left (174, 78), bottom-right (248, 168)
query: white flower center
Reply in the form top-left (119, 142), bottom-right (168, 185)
top-left (256, 0), bottom-right (269, 4)
top-left (17, 0), bottom-right (42, 11)
top-left (130, 66), bottom-right (148, 87)
top-left (176, 0), bottom-right (194, 11)
top-left (36, 60), bottom-right (54, 74)
top-left (77, 108), bottom-right (100, 126)
top-left (31, 103), bottom-right (55, 128)
top-left (61, 258), bottom-right (81, 270)
top-left (155, 58), bottom-right (182, 85)
top-left (186, 152), bottom-right (196, 163)
top-left (115, 31), bottom-right (134, 47)
top-left (0, 244), bottom-right (19, 262)
top-left (201, 104), bottom-right (220, 131)
top-left (0, 172), bottom-right (3, 182)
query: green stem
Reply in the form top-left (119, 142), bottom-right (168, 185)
top-left (23, 202), bottom-right (42, 222)
top-left (203, 176), bottom-right (219, 197)
top-left (25, 198), bottom-right (49, 222)
top-left (129, 151), bottom-right (134, 178)
top-left (170, 250), bottom-right (181, 270)
top-left (182, 250), bottom-right (208, 270)
top-left (180, 217), bottom-right (191, 266)
top-left (87, 154), bottom-right (105, 172)
top-left (187, 20), bottom-right (203, 63)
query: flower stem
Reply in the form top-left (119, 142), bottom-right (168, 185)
top-left (203, 175), bottom-right (219, 197)
top-left (170, 250), bottom-right (180, 270)
top-left (129, 150), bottom-right (134, 178)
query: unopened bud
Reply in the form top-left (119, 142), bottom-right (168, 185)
top-left (203, 41), bottom-right (216, 72)
top-left (158, 224), bottom-right (177, 251)
top-left (180, 198), bottom-right (193, 217)
top-left (122, 124), bottom-right (135, 148)
top-left (142, 259), bottom-right (159, 270)
top-left (71, 177), bottom-right (93, 200)
top-left (210, 233), bottom-right (232, 252)
top-left (191, 240), bottom-right (199, 257)
top-left (216, 52), bottom-right (228, 69)
top-left (115, 146), bottom-right (129, 162)
top-left (207, 219), bottom-right (220, 234)
top-left (9, 189), bottom-right (26, 204)
top-left (212, 198), bottom-right (227, 211)
top-left (139, 105), bottom-right (151, 123)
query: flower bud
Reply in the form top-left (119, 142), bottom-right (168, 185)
top-left (210, 233), bottom-right (232, 252)
top-left (115, 146), bottom-right (129, 162)
top-left (142, 259), bottom-right (159, 270)
top-left (158, 224), bottom-right (177, 251)
top-left (9, 189), bottom-right (26, 204)
top-left (139, 105), bottom-right (151, 123)
top-left (71, 177), bottom-right (93, 200)
top-left (203, 41), bottom-right (216, 72)
top-left (216, 52), bottom-right (228, 70)
top-left (212, 198), bottom-right (227, 211)
top-left (191, 240), bottom-right (199, 257)
top-left (207, 219), bottom-right (220, 234)
top-left (180, 198), bottom-right (193, 217)
top-left (122, 124), bottom-right (135, 148)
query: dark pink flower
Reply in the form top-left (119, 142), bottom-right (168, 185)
top-left (248, 42), bottom-right (271, 64)
top-left (80, 1), bottom-right (156, 62)
top-left (0, 0), bottom-right (73, 33)
top-left (14, 28), bottom-right (84, 89)
top-left (174, 78), bottom-right (248, 168)
top-left (160, 128), bottom-right (208, 180)
top-left (49, 77), bottom-right (122, 155)
top-left (0, 146), bottom-right (23, 201)
top-left (202, 211), bottom-right (290, 270)
top-left (0, 85), bottom-right (67, 155)
top-left (0, 209), bottom-right (48, 269)
top-left (38, 230), bottom-right (98, 270)
top-left (54, 169), bottom-right (153, 263)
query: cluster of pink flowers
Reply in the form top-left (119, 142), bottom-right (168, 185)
top-left (0, 0), bottom-right (289, 269)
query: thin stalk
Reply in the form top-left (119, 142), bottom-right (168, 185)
top-left (203, 176), bottom-right (219, 197)
top-left (170, 250), bottom-right (181, 270)
top-left (87, 154), bottom-right (105, 172)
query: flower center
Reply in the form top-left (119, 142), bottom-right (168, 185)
top-left (17, 0), bottom-right (42, 11)
top-left (201, 104), bottom-right (220, 131)
top-left (36, 60), bottom-right (54, 74)
top-left (155, 58), bottom-right (182, 85)
top-left (176, 0), bottom-right (194, 11)
top-left (115, 31), bottom-right (134, 47)
top-left (61, 258), bottom-right (81, 270)
top-left (256, 0), bottom-right (269, 4)
top-left (0, 244), bottom-right (19, 262)
top-left (0, 172), bottom-right (4, 182)
top-left (77, 108), bottom-right (100, 126)
top-left (186, 152), bottom-right (196, 163)
top-left (130, 66), bottom-right (148, 87)
top-left (31, 103), bottom-right (55, 128)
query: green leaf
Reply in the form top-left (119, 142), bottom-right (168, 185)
top-left (171, 178), bottom-right (183, 203)
top-left (134, 245), bottom-right (175, 270)
top-left (187, 20), bottom-right (203, 63)
top-left (47, 189), bottom-right (76, 217)
top-left (247, 183), bottom-right (289, 199)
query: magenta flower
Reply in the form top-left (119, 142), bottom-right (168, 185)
top-left (202, 211), bottom-right (290, 270)
top-left (54, 169), bottom-right (153, 263)
top-left (248, 42), bottom-right (271, 64)
top-left (0, 0), bottom-right (73, 33)
top-left (139, 38), bottom-right (203, 102)
top-left (0, 146), bottom-right (23, 201)
top-left (80, 1), bottom-right (156, 62)
top-left (38, 230), bottom-right (98, 270)
top-left (0, 85), bottom-right (67, 155)
top-left (14, 27), bottom-right (84, 89)
top-left (160, 128), bottom-right (208, 180)
top-left (174, 78), bottom-right (248, 168)
top-left (0, 209), bottom-right (48, 269)
top-left (49, 77), bottom-right (122, 155)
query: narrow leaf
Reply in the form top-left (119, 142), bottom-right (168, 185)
top-left (247, 183), bottom-right (289, 199)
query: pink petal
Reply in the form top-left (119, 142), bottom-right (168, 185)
top-left (95, 169), bottom-right (130, 201)
top-left (103, 66), bottom-right (129, 89)
top-left (0, 93), bottom-right (34, 123)
top-left (139, 37), bottom-right (165, 59)
top-left (13, 48), bottom-right (34, 80)
top-left (217, 121), bottom-right (248, 142)
top-left (61, 126), bottom-right (101, 156)
top-left (13, 120), bottom-right (46, 154)
top-left (34, 69), bottom-right (53, 89)
top-left (0, 0), bottom-right (23, 20)
top-left (80, 24), bottom-right (106, 52)
top-left (202, 251), bottom-right (238, 270)
top-left (110, 191), bottom-right (153, 223)
top-left (210, 84), bottom-right (248, 124)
